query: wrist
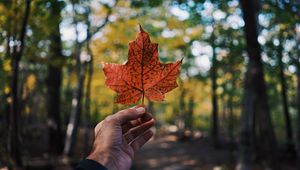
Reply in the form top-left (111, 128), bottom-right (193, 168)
top-left (87, 149), bottom-right (114, 169)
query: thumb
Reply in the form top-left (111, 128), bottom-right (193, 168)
top-left (114, 105), bottom-right (146, 125)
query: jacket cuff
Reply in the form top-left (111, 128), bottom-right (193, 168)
top-left (76, 159), bottom-right (108, 170)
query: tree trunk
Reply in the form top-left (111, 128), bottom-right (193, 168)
top-left (239, 74), bottom-right (256, 170)
top-left (8, 0), bottom-right (31, 166)
top-left (83, 63), bottom-right (92, 156)
top-left (176, 79), bottom-right (186, 141)
top-left (186, 96), bottom-right (194, 130)
top-left (227, 83), bottom-right (235, 165)
top-left (228, 92), bottom-right (234, 148)
top-left (63, 0), bottom-right (85, 155)
top-left (277, 41), bottom-right (294, 154)
top-left (46, 0), bottom-right (64, 154)
top-left (296, 59), bottom-right (300, 170)
top-left (178, 85), bottom-right (186, 136)
top-left (64, 65), bottom-right (86, 156)
top-left (297, 64), bottom-right (300, 170)
top-left (5, 31), bottom-right (11, 155)
top-left (239, 0), bottom-right (278, 169)
top-left (147, 101), bottom-right (154, 114)
top-left (63, 0), bottom-right (115, 155)
top-left (83, 20), bottom-right (93, 156)
top-left (9, 57), bottom-right (22, 166)
top-left (296, 31), bottom-right (300, 170)
top-left (63, 46), bottom-right (86, 155)
top-left (210, 30), bottom-right (219, 148)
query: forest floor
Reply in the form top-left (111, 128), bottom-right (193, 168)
top-left (133, 132), bottom-right (237, 170)
top-left (2, 127), bottom-right (297, 170)
top-left (133, 129), bottom-right (296, 170)
top-left (133, 131), bottom-right (296, 170)
top-left (132, 132), bottom-right (297, 170)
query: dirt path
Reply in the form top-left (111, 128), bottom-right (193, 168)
top-left (133, 134), bottom-right (237, 170)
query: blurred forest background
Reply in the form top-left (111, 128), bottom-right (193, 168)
top-left (0, 0), bottom-right (300, 170)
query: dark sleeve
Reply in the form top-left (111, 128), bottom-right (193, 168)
top-left (75, 159), bottom-right (107, 170)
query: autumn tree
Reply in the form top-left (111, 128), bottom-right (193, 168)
top-left (210, 24), bottom-right (219, 147)
top-left (277, 31), bottom-right (294, 153)
top-left (261, 0), bottom-right (300, 160)
top-left (63, 0), bottom-right (117, 155)
top-left (46, 0), bottom-right (64, 155)
top-left (5, 0), bottom-right (32, 166)
top-left (239, 0), bottom-right (278, 169)
top-left (297, 30), bottom-right (300, 169)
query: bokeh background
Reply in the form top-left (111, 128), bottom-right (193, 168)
top-left (0, 0), bottom-right (300, 169)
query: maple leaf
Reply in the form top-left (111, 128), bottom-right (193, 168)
top-left (103, 25), bottom-right (182, 104)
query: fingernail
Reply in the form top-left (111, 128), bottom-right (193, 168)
top-left (136, 107), bottom-right (145, 114)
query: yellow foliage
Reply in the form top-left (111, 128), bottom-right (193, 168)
top-left (217, 87), bottom-right (223, 94)
top-left (25, 106), bottom-right (30, 115)
top-left (4, 86), bottom-right (10, 94)
top-left (167, 17), bottom-right (187, 29)
top-left (186, 26), bottom-right (204, 39)
top-left (224, 73), bottom-right (232, 80)
top-left (3, 60), bottom-right (12, 72)
top-left (216, 78), bottom-right (223, 85)
top-left (25, 74), bottom-right (37, 91)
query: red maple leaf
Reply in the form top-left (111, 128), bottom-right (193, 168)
top-left (103, 25), bottom-right (182, 104)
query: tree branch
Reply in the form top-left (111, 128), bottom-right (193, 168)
top-left (80, 0), bottom-right (118, 45)
top-left (15, 0), bottom-right (31, 61)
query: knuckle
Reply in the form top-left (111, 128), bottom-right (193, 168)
top-left (104, 115), bottom-right (115, 123)
top-left (119, 107), bottom-right (140, 116)
top-left (120, 108), bottom-right (132, 115)
top-left (128, 108), bottom-right (138, 115)
top-left (94, 122), bottom-right (103, 135)
top-left (117, 108), bottom-right (135, 118)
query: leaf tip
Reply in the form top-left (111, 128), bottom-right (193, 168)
top-left (180, 57), bottom-right (184, 63)
top-left (138, 23), bottom-right (145, 33)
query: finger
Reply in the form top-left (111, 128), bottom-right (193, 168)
top-left (122, 119), bottom-right (141, 134)
top-left (123, 118), bottom-right (154, 144)
top-left (112, 105), bottom-right (146, 125)
top-left (122, 112), bottom-right (153, 133)
top-left (94, 121), bottom-right (103, 137)
top-left (141, 112), bottom-right (153, 122)
top-left (130, 130), bottom-right (153, 152)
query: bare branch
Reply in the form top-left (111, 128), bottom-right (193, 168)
top-left (15, 0), bottom-right (31, 61)
top-left (80, 0), bottom-right (118, 45)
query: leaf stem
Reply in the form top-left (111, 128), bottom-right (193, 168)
top-left (141, 24), bottom-right (145, 105)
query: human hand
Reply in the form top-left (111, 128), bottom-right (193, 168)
top-left (87, 105), bottom-right (155, 170)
